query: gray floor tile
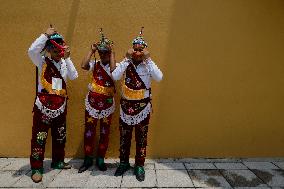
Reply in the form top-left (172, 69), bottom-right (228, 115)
top-left (2, 158), bottom-right (30, 171)
top-left (69, 161), bottom-right (96, 170)
top-left (85, 168), bottom-right (122, 188)
top-left (47, 188), bottom-right (82, 189)
top-left (185, 163), bottom-right (216, 170)
top-left (189, 169), bottom-right (232, 188)
top-left (274, 162), bottom-right (284, 169)
top-left (0, 160), bottom-right (10, 169)
top-left (155, 158), bottom-right (176, 163)
top-left (176, 158), bottom-right (241, 163)
top-left (242, 158), bottom-right (284, 162)
top-left (214, 163), bottom-right (247, 170)
top-left (196, 188), bottom-right (231, 189)
top-left (155, 162), bottom-right (185, 170)
top-left (0, 170), bottom-right (29, 187)
top-left (2, 158), bottom-right (284, 188)
top-left (121, 169), bottom-right (156, 188)
top-left (12, 168), bottom-right (61, 188)
top-left (144, 158), bottom-right (157, 163)
top-left (234, 187), bottom-right (271, 189)
top-left (104, 158), bottom-right (120, 164)
top-left (221, 169), bottom-right (267, 187)
top-left (156, 169), bottom-right (194, 187)
top-left (144, 163), bottom-right (155, 170)
top-left (0, 158), bottom-right (9, 162)
top-left (243, 161), bottom-right (279, 170)
top-left (252, 169), bottom-right (284, 187)
top-left (206, 158), bottom-right (242, 163)
top-left (47, 167), bottom-right (90, 187)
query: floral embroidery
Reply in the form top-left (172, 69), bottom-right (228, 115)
top-left (57, 126), bottom-right (66, 143)
top-left (31, 148), bottom-right (43, 160)
top-left (87, 117), bottom-right (94, 123)
top-left (102, 117), bottom-right (109, 124)
top-left (36, 132), bottom-right (47, 145)
top-left (86, 130), bottom-right (92, 138)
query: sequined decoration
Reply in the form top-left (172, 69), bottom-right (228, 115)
top-left (31, 148), bottom-right (43, 160)
top-left (136, 81), bottom-right (141, 87)
top-left (97, 75), bottom-right (103, 80)
top-left (98, 102), bottom-right (104, 108)
top-left (126, 78), bottom-right (131, 84)
top-left (101, 126), bottom-right (106, 134)
top-left (42, 115), bottom-right (51, 125)
top-left (36, 132), bottom-right (47, 145)
top-left (122, 78), bottom-right (145, 100)
top-left (137, 125), bottom-right (148, 146)
top-left (85, 145), bottom-right (92, 153)
top-left (90, 97), bottom-right (95, 104)
top-left (86, 130), bottom-right (92, 138)
top-left (90, 78), bottom-right (115, 96)
top-left (57, 126), bottom-right (66, 143)
top-left (105, 81), bottom-right (110, 86)
top-left (87, 117), bottom-right (94, 123)
top-left (102, 117), bottom-right (109, 124)
top-left (128, 107), bottom-right (135, 114)
top-left (140, 147), bottom-right (146, 157)
top-left (140, 103), bottom-right (147, 109)
top-left (106, 98), bottom-right (113, 104)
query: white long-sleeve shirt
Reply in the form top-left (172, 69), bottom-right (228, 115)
top-left (112, 58), bottom-right (163, 98)
top-left (28, 34), bottom-right (78, 92)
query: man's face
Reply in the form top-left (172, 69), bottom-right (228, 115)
top-left (98, 50), bottom-right (111, 62)
top-left (48, 40), bottom-right (65, 62)
top-left (49, 47), bottom-right (63, 62)
top-left (132, 44), bottom-right (144, 62)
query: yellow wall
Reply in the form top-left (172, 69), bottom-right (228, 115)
top-left (1, 0), bottom-right (284, 158)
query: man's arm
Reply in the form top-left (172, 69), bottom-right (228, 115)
top-left (142, 49), bottom-right (163, 82)
top-left (27, 34), bottom-right (48, 67)
top-left (145, 58), bottom-right (163, 82)
top-left (28, 27), bottom-right (56, 67)
top-left (111, 58), bottom-right (130, 81)
top-left (110, 45), bottom-right (116, 72)
top-left (63, 46), bottom-right (78, 80)
top-left (66, 57), bottom-right (78, 80)
top-left (81, 43), bottom-right (97, 70)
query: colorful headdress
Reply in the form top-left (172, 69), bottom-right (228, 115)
top-left (50, 33), bottom-right (64, 41)
top-left (132, 27), bottom-right (147, 47)
top-left (47, 24), bottom-right (64, 45)
top-left (97, 28), bottom-right (113, 52)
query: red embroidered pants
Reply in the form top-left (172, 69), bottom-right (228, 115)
top-left (84, 110), bottom-right (112, 158)
top-left (119, 115), bottom-right (150, 166)
top-left (30, 106), bottom-right (67, 170)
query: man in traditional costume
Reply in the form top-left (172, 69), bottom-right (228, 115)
top-left (78, 29), bottom-right (116, 173)
top-left (112, 28), bottom-right (163, 181)
top-left (28, 26), bottom-right (78, 183)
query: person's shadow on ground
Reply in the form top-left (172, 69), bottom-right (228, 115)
top-left (68, 158), bottom-right (128, 177)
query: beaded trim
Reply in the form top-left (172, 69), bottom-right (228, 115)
top-left (85, 92), bottom-right (115, 119)
top-left (120, 102), bottom-right (151, 125)
top-left (35, 97), bottom-right (66, 118)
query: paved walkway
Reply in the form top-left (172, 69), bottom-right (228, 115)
top-left (1, 158), bottom-right (284, 188)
